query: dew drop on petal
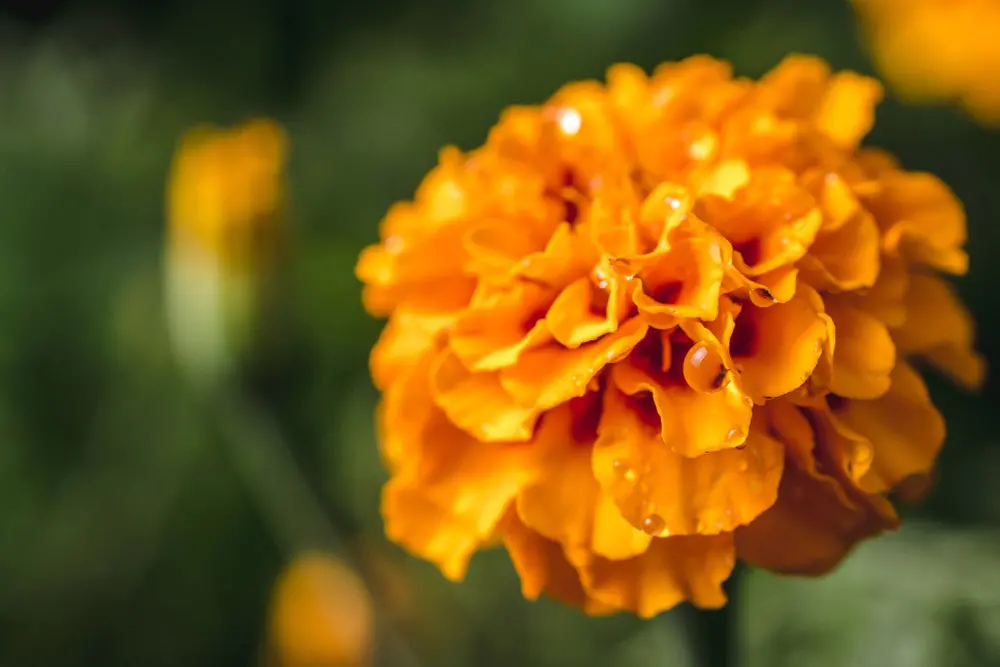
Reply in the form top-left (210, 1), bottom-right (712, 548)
top-left (684, 342), bottom-right (728, 393)
top-left (612, 459), bottom-right (637, 483)
top-left (641, 513), bottom-right (668, 536)
top-left (557, 108), bottom-right (582, 136)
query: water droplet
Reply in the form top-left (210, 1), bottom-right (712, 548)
top-left (665, 195), bottom-right (682, 210)
top-left (689, 342), bottom-right (709, 367)
top-left (557, 108), bottom-right (582, 135)
top-left (612, 459), bottom-right (637, 483)
top-left (683, 342), bottom-right (727, 393)
top-left (725, 427), bottom-right (745, 444)
top-left (641, 514), bottom-right (668, 536)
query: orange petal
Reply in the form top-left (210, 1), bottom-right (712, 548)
top-left (500, 317), bottom-right (648, 411)
top-left (501, 512), bottom-right (616, 615)
top-left (512, 222), bottom-right (599, 288)
top-left (462, 221), bottom-right (548, 280)
top-left (610, 333), bottom-right (753, 457)
top-left (797, 209), bottom-right (881, 291)
top-left (851, 254), bottom-right (909, 328)
top-left (592, 387), bottom-right (783, 536)
top-left (450, 281), bottom-right (554, 371)
top-left (814, 71), bottom-right (883, 149)
top-left (824, 296), bottom-right (896, 399)
top-left (632, 228), bottom-right (725, 327)
top-left (370, 311), bottom-right (453, 390)
top-left (730, 284), bottom-right (830, 400)
top-left (515, 417), bottom-right (599, 550)
top-left (382, 401), bottom-right (563, 580)
top-left (756, 54), bottom-right (831, 119)
top-left (735, 459), bottom-right (898, 575)
top-left (695, 168), bottom-right (822, 276)
top-left (837, 361), bottom-right (946, 494)
top-left (379, 349), bottom-right (438, 472)
top-left (863, 170), bottom-right (968, 275)
top-left (892, 273), bottom-right (986, 390)
top-left (546, 277), bottom-right (618, 348)
top-left (357, 218), bottom-right (476, 316)
top-left (430, 349), bottom-right (538, 442)
top-left (591, 492), bottom-right (654, 560)
top-left (570, 533), bottom-right (735, 617)
top-left (515, 400), bottom-right (655, 561)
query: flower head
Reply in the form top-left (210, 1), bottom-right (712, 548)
top-left (357, 55), bottom-right (984, 617)
top-left (266, 553), bottom-right (374, 667)
top-left (854, 0), bottom-right (1000, 124)
top-left (165, 119), bottom-right (287, 384)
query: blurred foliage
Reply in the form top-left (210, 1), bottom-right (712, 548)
top-left (0, 0), bottom-right (998, 666)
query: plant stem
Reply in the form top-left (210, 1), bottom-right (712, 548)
top-left (689, 563), bottom-right (743, 667)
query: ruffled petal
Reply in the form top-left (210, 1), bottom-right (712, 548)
top-left (357, 222), bottom-right (476, 316)
top-left (862, 170), bottom-right (969, 274)
top-left (546, 277), bottom-right (619, 348)
top-left (500, 317), bottom-right (648, 411)
top-left (730, 284), bottom-right (831, 401)
top-left (631, 224), bottom-right (726, 327)
top-left (450, 281), bottom-right (554, 371)
top-left (835, 361), bottom-right (946, 494)
top-left (734, 460), bottom-right (897, 575)
top-left (814, 72), bottom-right (883, 149)
top-left (797, 209), bottom-right (881, 291)
top-left (695, 168), bottom-right (823, 277)
top-left (570, 534), bottom-right (735, 617)
top-left (852, 253), bottom-right (909, 328)
top-left (501, 512), bottom-right (616, 615)
top-left (382, 396), bottom-right (570, 580)
top-left (430, 349), bottom-right (538, 442)
top-left (370, 311), bottom-right (454, 390)
top-left (609, 329), bottom-right (754, 457)
top-left (515, 405), bottom-right (654, 561)
top-left (892, 273), bottom-right (986, 389)
top-left (824, 296), bottom-right (896, 399)
top-left (592, 387), bottom-right (783, 537)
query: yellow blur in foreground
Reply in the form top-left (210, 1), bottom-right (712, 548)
top-left (164, 119), bottom-right (287, 384)
top-left (267, 553), bottom-right (375, 667)
top-left (854, 0), bottom-right (1000, 124)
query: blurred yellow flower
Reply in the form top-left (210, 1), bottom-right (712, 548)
top-left (267, 553), bottom-right (374, 667)
top-left (357, 54), bottom-right (984, 617)
top-left (854, 0), bottom-right (1000, 123)
top-left (164, 118), bottom-right (287, 384)
top-left (168, 118), bottom-right (287, 268)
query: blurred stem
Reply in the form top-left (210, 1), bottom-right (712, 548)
top-left (689, 563), bottom-right (742, 667)
top-left (209, 382), bottom-right (424, 667)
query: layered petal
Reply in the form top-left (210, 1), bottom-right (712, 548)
top-left (592, 387), bottom-right (782, 537)
top-left (892, 273), bottom-right (985, 389)
top-left (835, 362), bottom-right (946, 494)
top-left (569, 533), bottom-right (735, 618)
top-left (730, 285), bottom-right (831, 401)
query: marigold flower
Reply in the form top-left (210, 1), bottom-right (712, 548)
top-left (356, 55), bottom-right (984, 617)
top-left (266, 553), bottom-right (374, 667)
top-left (165, 118), bottom-right (287, 383)
top-left (854, 0), bottom-right (1000, 124)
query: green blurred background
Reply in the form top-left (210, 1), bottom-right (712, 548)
top-left (1, 0), bottom-right (999, 665)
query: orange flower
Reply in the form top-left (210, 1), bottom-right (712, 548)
top-left (164, 119), bottom-right (287, 383)
top-left (356, 55), bottom-right (984, 617)
top-left (854, 0), bottom-right (1000, 124)
top-left (266, 553), bottom-right (374, 667)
